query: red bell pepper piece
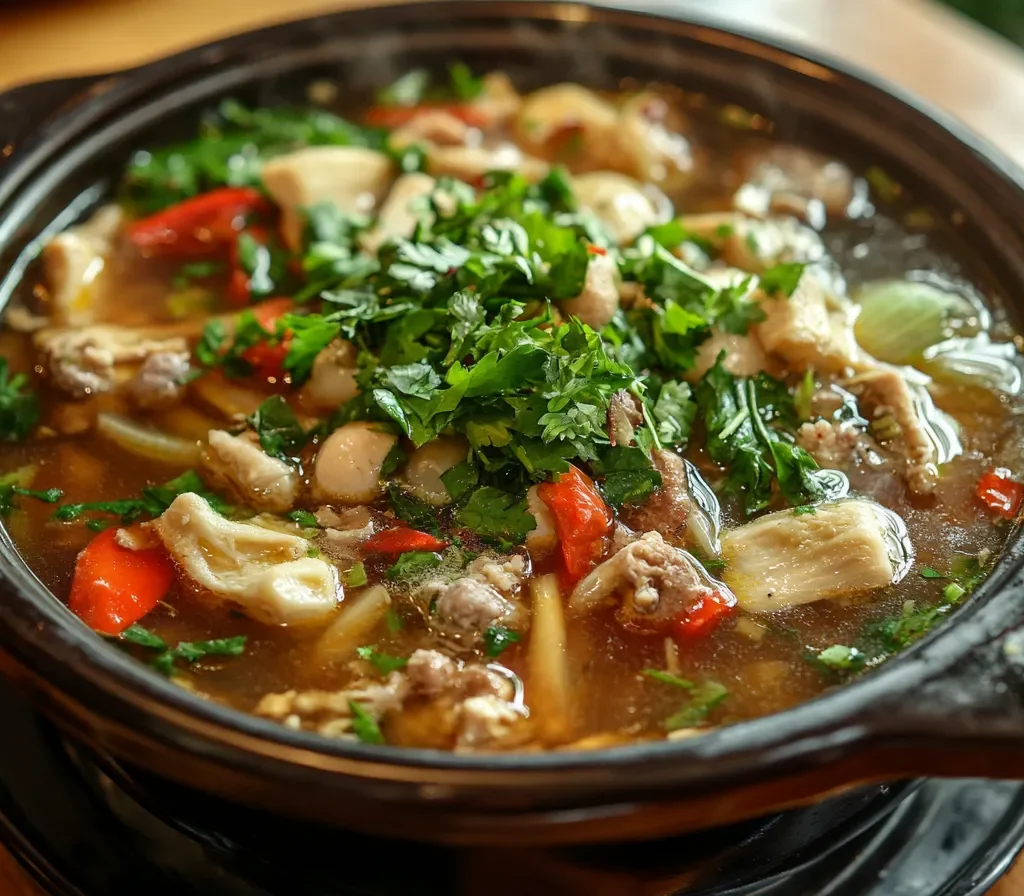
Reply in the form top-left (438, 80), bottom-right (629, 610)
top-left (537, 464), bottom-right (613, 583)
top-left (670, 590), bottom-right (737, 641)
top-left (363, 103), bottom-right (490, 130)
top-left (363, 528), bottom-right (449, 555)
top-left (586, 244), bottom-right (608, 256)
top-left (69, 528), bottom-right (175, 635)
top-left (128, 187), bottom-right (270, 257)
top-left (976, 468), bottom-right (1024, 519)
top-left (240, 297), bottom-right (294, 381)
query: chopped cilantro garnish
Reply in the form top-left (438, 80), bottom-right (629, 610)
top-left (664, 681), bottom-right (729, 730)
top-left (356, 645), bottom-right (409, 674)
top-left (758, 262), bottom-right (806, 298)
top-left (387, 550), bottom-right (443, 580)
top-left (118, 625), bottom-right (246, 677)
top-left (247, 396), bottom-right (308, 463)
top-left (919, 566), bottom-right (945, 579)
top-left (342, 562), bottom-right (369, 588)
top-left (0, 359), bottom-right (40, 442)
top-left (642, 668), bottom-right (695, 690)
top-left (483, 625), bottom-right (521, 658)
top-left (286, 509), bottom-right (319, 529)
top-left (349, 701), bottom-right (385, 744)
top-left (811, 644), bottom-right (867, 672)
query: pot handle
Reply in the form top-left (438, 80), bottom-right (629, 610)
top-left (858, 563), bottom-right (1024, 778)
top-left (0, 75), bottom-right (105, 172)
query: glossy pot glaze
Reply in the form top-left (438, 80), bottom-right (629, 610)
top-left (2, 0), bottom-right (1024, 846)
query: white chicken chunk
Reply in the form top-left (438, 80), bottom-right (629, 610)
top-left (42, 204), bottom-right (123, 327)
top-left (735, 144), bottom-right (854, 221)
top-left (261, 147), bottom-right (395, 250)
top-left (399, 436), bottom-right (468, 505)
top-left (721, 500), bottom-right (909, 613)
top-left (573, 172), bottom-right (666, 245)
top-left (313, 422), bottom-right (398, 505)
top-left (359, 172), bottom-right (436, 256)
top-left (300, 339), bottom-right (360, 411)
top-left (755, 271), bottom-right (863, 375)
top-left (515, 83), bottom-right (619, 152)
top-left (556, 252), bottom-right (621, 330)
top-left (203, 429), bottom-right (300, 513)
top-left (36, 325), bottom-right (188, 398)
top-left (615, 93), bottom-right (694, 186)
top-left (846, 366), bottom-right (961, 495)
top-left (149, 493), bottom-right (340, 626)
top-left (796, 419), bottom-right (862, 468)
top-left (426, 143), bottom-right (548, 183)
top-left (569, 531), bottom-right (728, 633)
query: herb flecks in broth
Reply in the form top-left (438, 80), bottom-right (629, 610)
top-left (2, 68), bottom-right (1022, 753)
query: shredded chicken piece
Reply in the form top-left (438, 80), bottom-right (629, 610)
top-left (42, 204), bottom-right (123, 327)
top-left (607, 389), bottom-right (643, 447)
top-left (556, 252), bottom-right (621, 330)
top-left (846, 367), bottom-right (946, 495)
top-left (148, 493), bottom-right (340, 625)
top-left (359, 172), bottom-right (436, 256)
top-left (426, 143), bottom-right (548, 183)
top-left (37, 326), bottom-right (187, 399)
top-left (128, 350), bottom-right (190, 410)
top-left (689, 329), bottom-right (770, 380)
top-left (405, 649), bottom-right (510, 700)
top-left (573, 171), bottom-right (665, 244)
top-left (755, 271), bottom-right (862, 374)
top-left (261, 147), bottom-right (394, 250)
top-left (203, 430), bottom-right (300, 513)
top-left (569, 531), bottom-right (726, 633)
top-left (390, 111), bottom-right (474, 149)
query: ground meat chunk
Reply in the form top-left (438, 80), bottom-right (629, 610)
top-left (569, 531), bottom-right (726, 633)
top-left (457, 695), bottom-right (524, 749)
top-left (203, 430), bottom-right (300, 513)
top-left (128, 350), bottom-right (190, 410)
top-left (796, 419), bottom-right (861, 468)
top-left (255, 677), bottom-right (406, 739)
top-left (623, 449), bottom-right (692, 540)
top-left (465, 553), bottom-right (527, 593)
top-left (435, 579), bottom-right (515, 632)
top-left (405, 648), bottom-right (458, 696)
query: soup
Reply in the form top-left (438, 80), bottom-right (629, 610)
top-left (1, 68), bottom-right (1021, 752)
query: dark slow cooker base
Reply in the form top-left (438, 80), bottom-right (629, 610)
top-left (0, 681), bottom-right (1018, 896)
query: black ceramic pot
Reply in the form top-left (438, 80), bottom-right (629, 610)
top-left (2, 0), bottom-right (1024, 849)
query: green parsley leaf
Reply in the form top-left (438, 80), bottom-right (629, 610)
top-left (342, 562), bottom-right (369, 588)
top-left (642, 668), bottom-right (695, 689)
top-left (483, 625), bottom-right (521, 657)
top-left (356, 645), bottom-right (409, 674)
top-left (376, 69), bottom-right (431, 106)
top-left (387, 550), bottom-right (443, 580)
top-left (591, 446), bottom-right (662, 509)
top-left (387, 484), bottom-right (440, 535)
top-left (120, 625), bottom-right (168, 651)
top-left (664, 681), bottom-right (729, 730)
top-left (448, 62), bottom-right (484, 101)
top-left (0, 359), bottom-right (40, 442)
top-left (812, 644), bottom-right (867, 672)
top-left (286, 509), bottom-right (319, 528)
top-left (247, 396), bottom-right (308, 462)
top-left (919, 567), bottom-right (945, 579)
top-left (651, 380), bottom-right (696, 448)
top-left (454, 487), bottom-right (535, 544)
top-left (758, 262), bottom-right (806, 298)
top-left (349, 701), bottom-right (385, 744)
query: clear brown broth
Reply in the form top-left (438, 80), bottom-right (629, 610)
top-left (1, 80), bottom-right (1022, 750)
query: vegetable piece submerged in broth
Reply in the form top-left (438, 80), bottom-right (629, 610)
top-left (1, 66), bottom-right (1021, 752)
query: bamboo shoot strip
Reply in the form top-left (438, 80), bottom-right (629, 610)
top-left (528, 573), bottom-right (572, 744)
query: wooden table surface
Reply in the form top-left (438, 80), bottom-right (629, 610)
top-left (2, 0), bottom-right (1024, 892)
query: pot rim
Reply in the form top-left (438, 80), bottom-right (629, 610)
top-left (2, 0), bottom-right (1023, 802)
